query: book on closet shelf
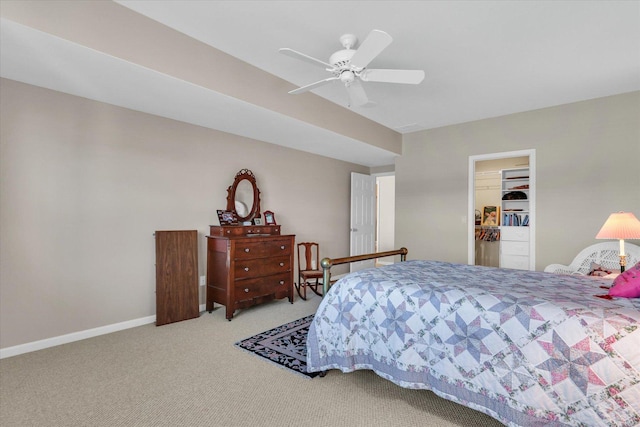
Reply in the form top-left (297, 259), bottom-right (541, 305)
top-left (503, 213), bottom-right (527, 226)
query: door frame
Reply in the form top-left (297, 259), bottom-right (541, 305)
top-left (467, 149), bottom-right (536, 270)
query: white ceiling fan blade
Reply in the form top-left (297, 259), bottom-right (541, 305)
top-left (360, 69), bottom-right (425, 84)
top-left (279, 48), bottom-right (334, 69)
top-left (346, 79), bottom-right (372, 107)
top-left (350, 30), bottom-right (392, 69)
top-left (288, 76), bottom-right (339, 94)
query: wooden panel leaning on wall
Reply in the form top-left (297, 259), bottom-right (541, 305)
top-left (155, 230), bottom-right (200, 326)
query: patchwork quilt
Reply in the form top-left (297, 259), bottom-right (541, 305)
top-left (307, 260), bottom-right (640, 426)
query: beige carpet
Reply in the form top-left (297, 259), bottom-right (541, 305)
top-left (0, 294), bottom-right (504, 426)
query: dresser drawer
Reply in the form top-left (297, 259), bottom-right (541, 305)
top-left (501, 226), bottom-right (529, 241)
top-left (234, 255), bottom-right (291, 279)
top-left (234, 273), bottom-right (290, 300)
top-left (501, 241), bottom-right (529, 256)
top-left (234, 239), bottom-right (292, 259)
top-left (501, 255), bottom-right (530, 270)
top-left (210, 225), bottom-right (281, 236)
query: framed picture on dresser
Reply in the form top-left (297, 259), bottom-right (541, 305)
top-left (217, 209), bottom-right (238, 225)
top-left (264, 211), bottom-right (277, 225)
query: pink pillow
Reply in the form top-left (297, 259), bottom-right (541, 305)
top-left (609, 261), bottom-right (640, 298)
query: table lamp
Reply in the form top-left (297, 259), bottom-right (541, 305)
top-left (595, 211), bottom-right (640, 272)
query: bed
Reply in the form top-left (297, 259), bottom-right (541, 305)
top-left (307, 253), bottom-right (640, 426)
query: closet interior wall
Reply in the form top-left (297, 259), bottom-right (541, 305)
top-left (475, 170), bottom-right (501, 267)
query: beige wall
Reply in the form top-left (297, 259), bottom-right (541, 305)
top-left (1, 0), bottom-right (401, 157)
top-left (3, 82), bottom-right (638, 351)
top-left (396, 91), bottom-right (640, 269)
top-left (0, 79), bottom-right (367, 349)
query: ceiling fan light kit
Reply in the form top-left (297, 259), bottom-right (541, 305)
top-left (339, 70), bottom-right (355, 84)
top-left (279, 29), bottom-right (425, 107)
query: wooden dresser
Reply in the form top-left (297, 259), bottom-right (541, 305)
top-left (206, 225), bottom-right (295, 320)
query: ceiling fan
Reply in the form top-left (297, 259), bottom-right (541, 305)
top-left (279, 30), bottom-right (425, 107)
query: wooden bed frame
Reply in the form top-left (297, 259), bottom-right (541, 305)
top-left (320, 247), bottom-right (408, 295)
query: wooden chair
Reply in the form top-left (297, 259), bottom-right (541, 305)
top-left (296, 242), bottom-right (324, 300)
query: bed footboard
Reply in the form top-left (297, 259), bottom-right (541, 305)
top-left (320, 247), bottom-right (408, 295)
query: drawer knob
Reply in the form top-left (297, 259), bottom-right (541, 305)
top-left (244, 267), bottom-right (250, 271)
top-left (244, 248), bottom-right (250, 253)
top-left (279, 280), bottom-right (285, 285)
top-left (244, 288), bottom-right (249, 293)
top-left (279, 262), bottom-right (284, 267)
top-left (280, 245), bottom-right (285, 250)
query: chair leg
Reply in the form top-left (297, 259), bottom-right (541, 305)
top-left (309, 278), bottom-right (323, 297)
top-left (295, 280), bottom-right (307, 300)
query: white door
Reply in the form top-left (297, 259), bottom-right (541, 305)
top-left (350, 172), bottom-right (376, 272)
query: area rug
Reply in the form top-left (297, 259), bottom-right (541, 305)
top-left (234, 314), bottom-right (319, 378)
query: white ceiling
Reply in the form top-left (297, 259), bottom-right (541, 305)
top-left (2, 1), bottom-right (639, 167)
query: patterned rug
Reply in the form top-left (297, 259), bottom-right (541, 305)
top-left (234, 314), bottom-right (319, 378)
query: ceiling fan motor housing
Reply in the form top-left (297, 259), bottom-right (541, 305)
top-left (329, 49), bottom-right (357, 69)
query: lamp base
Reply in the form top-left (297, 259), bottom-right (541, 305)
top-left (619, 254), bottom-right (627, 273)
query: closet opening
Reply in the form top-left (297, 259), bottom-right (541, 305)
top-left (467, 150), bottom-right (536, 270)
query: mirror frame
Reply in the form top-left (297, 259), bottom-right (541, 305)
top-left (226, 169), bottom-right (261, 223)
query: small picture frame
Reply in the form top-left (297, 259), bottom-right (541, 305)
top-left (253, 217), bottom-right (263, 226)
top-left (482, 206), bottom-right (500, 226)
top-left (217, 209), bottom-right (238, 226)
top-left (263, 210), bottom-right (276, 225)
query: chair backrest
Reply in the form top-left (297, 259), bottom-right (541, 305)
top-left (297, 242), bottom-right (319, 272)
top-left (570, 242), bottom-right (640, 274)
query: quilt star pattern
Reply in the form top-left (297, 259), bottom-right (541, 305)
top-left (307, 260), bottom-right (640, 426)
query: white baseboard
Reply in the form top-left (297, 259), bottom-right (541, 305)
top-left (0, 304), bottom-right (207, 359)
top-left (0, 315), bottom-right (153, 359)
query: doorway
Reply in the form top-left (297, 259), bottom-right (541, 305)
top-left (349, 172), bottom-right (395, 270)
top-left (467, 150), bottom-right (536, 270)
top-left (376, 174), bottom-right (395, 265)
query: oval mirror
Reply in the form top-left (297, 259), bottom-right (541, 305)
top-left (234, 180), bottom-right (253, 218)
top-left (226, 169), bottom-right (261, 223)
